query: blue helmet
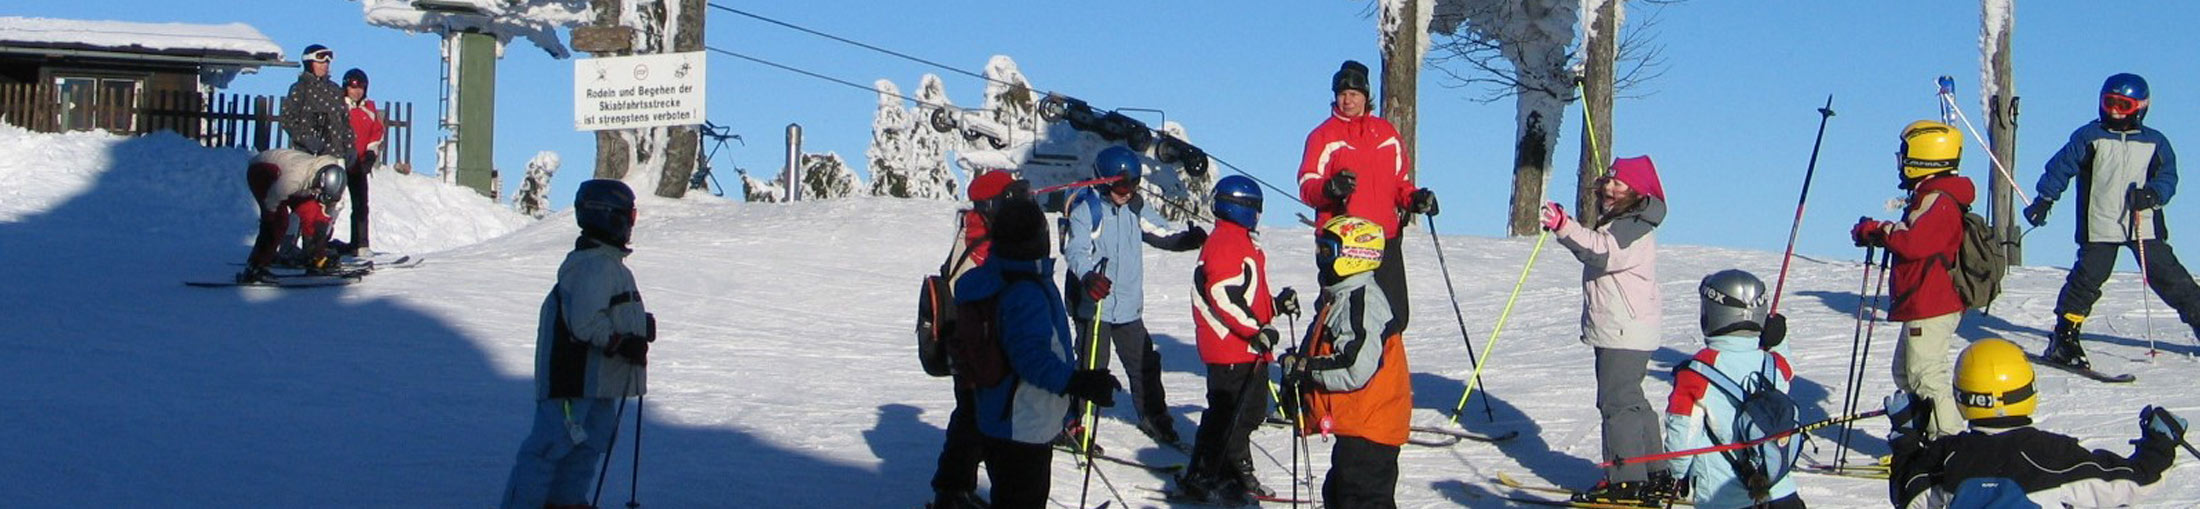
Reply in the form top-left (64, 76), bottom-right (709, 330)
top-left (1095, 145), bottom-right (1142, 194)
top-left (1212, 175), bottom-right (1262, 229)
top-left (575, 179), bottom-right (637, 245)
top-left (2100, 73), bottom-right (2150, 129)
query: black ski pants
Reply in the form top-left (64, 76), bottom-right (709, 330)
top-left (346, 151), bottom-right (373, 250)
top-left (1322, 435), bottom-right (1400, 509)
top-left (930, 378), bottom-right (983, 494)
top-left (1376, 234), bottom-right (1410, 337)
top-left (1190, 361), bottom-right (1269, 480)
top-left (1069, 319), bottom-right (1169, 428)
top-left (2053, 240), bottom-right (2200, 331)
top-left (980, 436), bottom-right (1053, 509)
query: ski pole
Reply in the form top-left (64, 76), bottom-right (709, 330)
top-left (2131, 193), bottom-right (2159, 358)
top-left (627, 392), bottom-right (643, 508)
top-left (1936, 77), bottom-right (2030, 204)
top-left (1830, 246), bottom-right (1877, 467)
top-left (1837, 249), bottom-right (1894, 465)
top-left (1425, 219), bottom-right (1496, 423)
top-left (1448, 231), bottom-right (1549, 425)
top-left (592, 379), bottom-right (635, 508)
top-left (1078, 295), bottom-right (1107, 509)
top-left (1769, 96), bottom-right (1837, 315)
top-left (1604, 409), bottom-right (1889, 468)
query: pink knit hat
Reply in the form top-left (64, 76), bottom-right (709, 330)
top-left (1609, 155), bottom-right (1664, 201)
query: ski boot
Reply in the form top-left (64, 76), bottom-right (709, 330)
top-left (1233, 457), bottom-right (1274, 498)
top-left (1643, 469), bottom-right (1686, 502)
top-left (1051, 422), bottom-right (1103, 455)
top-left (235, 265), bottom-right (276, 284)
top-left (1137, 415), bottom-right (1181, 446)
top-left (1572, 479), bottom-right (1661, 507)
top-left (1173, 471), bottom-right (1250, 507)
top-left (927, 489), bottom-right (989, 509)
top-left (2042, 313), bottom-right (2091, 369)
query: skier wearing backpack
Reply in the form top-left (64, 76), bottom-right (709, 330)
top-left (1178, 176), bottom-right (1299, 504)
top-left (1664, 270), bottom-right (1805, 509)
top-left (1059, 145), bottom-right (1207, 450)
top-left (1295, 60), bottom-right (1440, 337)
top-left (1887, 338), bottom-right (2186, 508)
top-left (2021, 73), bottom-right (2200, 370)
top-left (925, 170), bottom-right (1024, 509)
top-left (1851, 120), bottom-right (1976, 440)
top-left (1540, 155), bottom-right (1676, 503)
top-left (499, 179), bottom-right (653, 509)
top-left (1277, 215), bottom-right (1413, 509)
top-left (960, 196), bottom-right (1123, 509)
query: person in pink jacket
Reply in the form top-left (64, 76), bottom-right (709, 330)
top-left (1541, 155), bottom-right (1674, 503)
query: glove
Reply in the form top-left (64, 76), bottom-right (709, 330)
top-left (1885, 391), bottom-right (1925, 437)
top-left (608, 333), bottom-right (649, 366)
top-left (2130, 186), bottom-right (2162, 210)
top-left (1066, 369), bottom-right (1122, 407)
top-left (1278, 350), bottom-right (1313, 386)
top-left (1082, 271), bottom-right (1113, 301)
top-left (1249, 327), bottom-right (1280, 354)
top-left (1274, 287), bottom-right (1301, 317)
top-left (1539, 202), bottom-right (1568, 231)
top-left (1323, 170), bottom-right (1358, 202)
top-left (1411, 188), bottom-right (1440, 217)
top-left (1181, 225), bottom-right (1208, 247)
top-left (645, 313), bottom-right (658, 342)
top-left (2023, 198), bottom-right (2053, 227)
top-left (1759, 313), bottom-right (1787, 350)
top-left (2142, 405), bottom-right (2189, 443)
top-left (1851, 218), bottom-right (1889, 247)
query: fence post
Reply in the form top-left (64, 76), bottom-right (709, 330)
top-left (253, 96), bottom-right (272, 151)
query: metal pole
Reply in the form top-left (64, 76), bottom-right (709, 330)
top-left (785, 123), bottom-right (802, 202)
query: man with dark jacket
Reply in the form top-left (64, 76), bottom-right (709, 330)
top-left (2022, 72), bottom-right (2200, 369)
top-left (282, 44), bottom-right (355, 164)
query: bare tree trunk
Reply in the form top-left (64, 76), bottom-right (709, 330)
top-left (1576, 0), bottom-right (1616, 226)
top-left (654, 0), bottom-right (704, 198)
top-left (1381, 0), bottom-right (1420, 184)
top-left (1509, 110), bottom-right (1550, 236)
top-left (590, 0), bottom-right (630, 180)
top-left (1988, 7), bottom-right (2020, 264)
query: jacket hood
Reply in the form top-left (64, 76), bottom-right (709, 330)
top-left (955, 257), bottom-right (1051, 303)
top-left (1915, 174), bottom-right (1977, 206)
top-left (1703, 334), bottom-right (1759, 352)
top-left (1603, 195), bottom-right (1668, 228)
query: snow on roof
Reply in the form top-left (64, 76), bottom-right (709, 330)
top-left (359, 0), bottom-right (594, 59)
top-left (0, 17), bottom-right (282, 60)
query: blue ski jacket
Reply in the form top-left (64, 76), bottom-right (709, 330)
top-left (1061, 188), bottom-right (1204, 323)
top-left (957, 256), bottom-right (1078, 444)
top-left (1662, 334), bottom-right (1798, 509)
top-left (2036, 121), bottom-right (2179, 244)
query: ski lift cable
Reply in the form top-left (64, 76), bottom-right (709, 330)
top-left (706, 46), bottom-right (962, 113)
top-left (707, 3), bottom-right (1017, 92)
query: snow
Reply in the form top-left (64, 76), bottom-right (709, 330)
top-left (1979, 0), bottom-right (2013, 114)
top-left (0, 16), bottom-right (282, 58)
top-left (7, 126), bottom-right (2200, 507)
top-left (358, 0), bottom-right (593, 58)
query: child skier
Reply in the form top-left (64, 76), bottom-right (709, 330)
top-left (499, 179), bottom-right (653, 509)
top-left (2022, 72), bottom-right (2200, 369)
top-left (927, 170), bottom-right (1022, 509)
top-left (1279, 215), bottom-right (1412, 508)
top-left (1663, 270), bottom-right (1804, 508)
top-left (1541, 155), bottom-right (1674, 502)
top-left (959, 197), bottom-right (1121, 509)
top-left (1180, 176), bottom-right (1298, 504)
top-left (237, 148), bottom-right (348, 283)
top-left (1888, 338), bottom-right (2186, 507)
top-left (1852, 121), bottom-right (1976, 440)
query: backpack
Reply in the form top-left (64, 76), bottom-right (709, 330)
top-left (947, 271), bottom-right (1042, 389)
top-left (1932, 192), bottom-right (2008, 310)
top-left (916, 215), bottom-right (985, 378)
top-left (1680, 353), bottom-right (1802, 503)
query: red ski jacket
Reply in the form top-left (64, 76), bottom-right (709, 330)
top-left (1192, 220), bottom-right (1274, 365)
top-left (1884, 175), bottom-right (1975, 321)
top-left (1297, 107), bottom-right (1416, 237)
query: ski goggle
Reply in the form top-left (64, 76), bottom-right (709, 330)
top-left (1110, 175), bottom-right (1140, 195)
top-left (2102, 94), bottom-right (2147, 116)
top-left (1216, 193), bottom-right (1262, 213)
top-left (305, 49), bottom-right (334, 63)
top-left (1955, 382), bottom-right (2034, 409)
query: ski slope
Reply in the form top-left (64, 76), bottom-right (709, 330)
top-left (3, 126), bottom-right (2196, 508)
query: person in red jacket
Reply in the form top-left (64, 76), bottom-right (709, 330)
top-left (1295, 60), bottom-right (1438, 336)
top-left (340, 68), bottom-right (385, 256)
top-left (1179, 176), bottom-right (1299, 505)
top-left (1852, 120), bottom-right (1976, 439)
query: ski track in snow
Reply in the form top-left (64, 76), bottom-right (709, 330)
top-left (4, 126), bottom-right (2198, 507)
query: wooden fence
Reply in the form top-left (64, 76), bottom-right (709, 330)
top-left (0, 82), bottom-right (413, 170)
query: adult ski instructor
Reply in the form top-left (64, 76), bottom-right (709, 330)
top-left (1296, 59), bottom-right (1439, 337)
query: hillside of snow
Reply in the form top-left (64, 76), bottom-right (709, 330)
top-left (3, 128), bottom-right (2197, 507)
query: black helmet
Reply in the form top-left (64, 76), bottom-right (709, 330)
top-left (575, 179), bottom-right (638, 245)
top-left (343, 68), bottom-right (369, 88)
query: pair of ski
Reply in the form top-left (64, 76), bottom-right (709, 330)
top-left (1490, 472), bottom-right (1683, 508)
top-left (1261, 417), bottom-right (1520, 447)
top-left (2025, 353), bottom-right (2136, 383)
top-left (1797, 461), bottom-right (1889, 480)
top-left (1141, 485), bottom-right (1309, 507)
top-left (186, 255), bottom-right (423, 288)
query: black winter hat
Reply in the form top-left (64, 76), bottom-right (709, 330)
top-left (990, 198), bottom-right (1050, 261)
top-left (1332, 60), bottom-right (1370, 95)
top-left (343, 68), bottom-right (369, 87)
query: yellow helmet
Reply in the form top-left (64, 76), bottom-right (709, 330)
top-left (1954, 338), bottom-right (2037, 420)
top-left (1899, 120), bottom-right (1962, 182)
top-left (1317, 215), bottom-right (1385, 281)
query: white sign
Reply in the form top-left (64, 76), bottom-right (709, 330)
top-left (574, 51), bottom-right (707, 131)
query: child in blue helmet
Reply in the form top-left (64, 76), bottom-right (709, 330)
top-left (1179, 175), bottom-right (1299, 504)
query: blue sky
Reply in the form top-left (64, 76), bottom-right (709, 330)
top-left (18, 1), bottom-right (2200, 267)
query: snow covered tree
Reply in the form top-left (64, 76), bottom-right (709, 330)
top-left (800, 152), bottom-right (860, 199)
top-left (909, 74), bottom-right (960, 198)
top-left (513, 151), bottom-right (561, 218)
top-left (737, 168), bottom-right (783, 203)
top-left (982, 56), bottom-right (1041, 148)
top-left (866, 79), bottom-right (920, 198)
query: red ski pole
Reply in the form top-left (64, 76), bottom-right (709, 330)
top-left (1769, 96), bottom-right (1837, 315)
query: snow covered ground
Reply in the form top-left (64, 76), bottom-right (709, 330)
top-left (3, 127), bottom-right (2196, 507)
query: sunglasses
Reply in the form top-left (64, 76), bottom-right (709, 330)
top-left (2102, 94), bottom-right (2146, 116)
